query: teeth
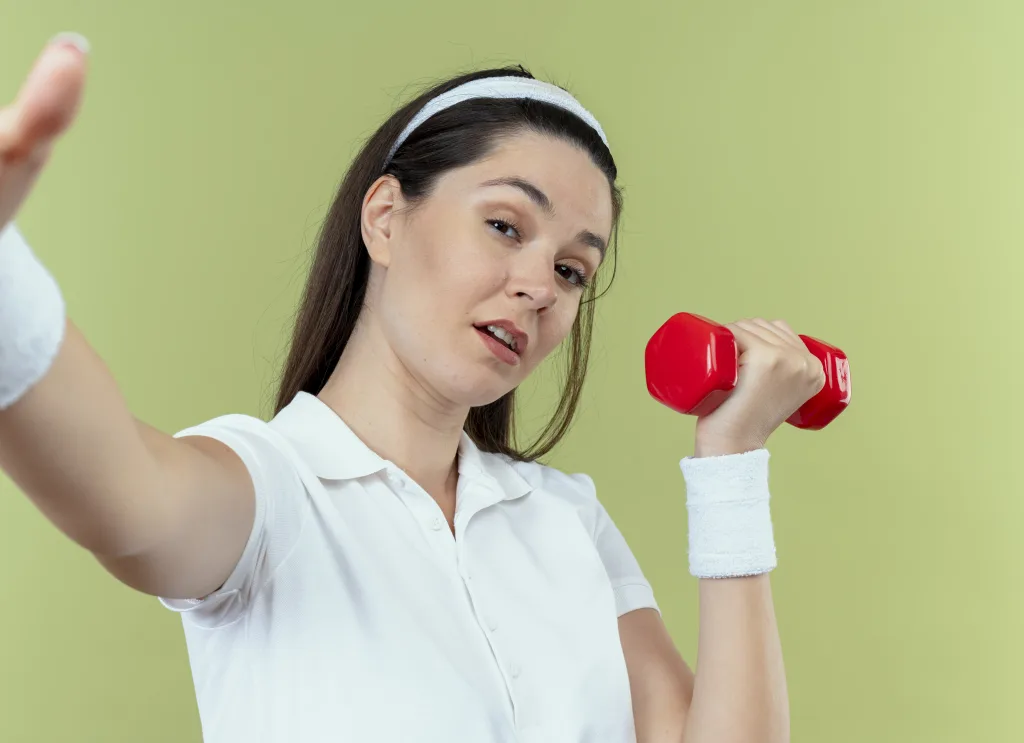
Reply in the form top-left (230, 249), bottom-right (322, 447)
top-left (486, 325), bottom-right (517, 352)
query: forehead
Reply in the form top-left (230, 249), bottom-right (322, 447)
top-left (440, 131), bottom-right (615, 236)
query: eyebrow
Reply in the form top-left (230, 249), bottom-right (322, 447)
top-left (479, 176), bottom-right (608, 257)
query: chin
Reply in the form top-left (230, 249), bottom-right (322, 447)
top-left (427, 366), bottom-right (518, 409)
top-left (405, 339), bottom-right (528, 409)
top-left (451, 378), bottom-right (518, 409)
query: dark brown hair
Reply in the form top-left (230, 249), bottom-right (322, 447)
top-left (274, 66), bottom-right (621, 461)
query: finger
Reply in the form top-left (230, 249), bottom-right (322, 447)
top-left (730, 319), bottom-right (787, 348)
top-left (1, 38), bottom-right (88, 161)
top-left (726, 322), bottom-right (782, 362)
top-left (0, 147), bottom-right (49, 226)
top-left (768, 318), bottom-right (804, 346)
top-left (725, 324), bottom-right (783, 373)
top-left (750, 318), bottom-right (805, 350)
top-left (0, 106), bottom-right (20, 156)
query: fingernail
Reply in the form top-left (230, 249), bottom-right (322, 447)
top-left (49, 32), bottom-right (91, 55)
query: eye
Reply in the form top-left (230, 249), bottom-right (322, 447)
top-left (556, 264), bottom-right (589, 289)
top-left (487, 218), bottom-right (521, 241)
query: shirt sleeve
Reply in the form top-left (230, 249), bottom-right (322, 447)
top-left (572, 473), bottom-right (660, 617)
top-left (157, 414), bottom-right (307, 628)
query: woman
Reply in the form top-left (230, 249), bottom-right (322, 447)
top-left (0, 35), bottom-right (822, 742)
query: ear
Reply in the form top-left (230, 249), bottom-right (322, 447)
top-left (361, 175), bottom-right (401, 268)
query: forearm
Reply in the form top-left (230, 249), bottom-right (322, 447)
top-left (634, 314), bottom-right (825, 742)
top-left (683, 575), bottom-right (789, 743)
top-left (0, 317), bottom-right (171, 556)
top-left (681, 437), bottom-right (789, 743)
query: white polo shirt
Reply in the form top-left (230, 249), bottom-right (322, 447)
top-left (161, 392), bottom-right (659, 742)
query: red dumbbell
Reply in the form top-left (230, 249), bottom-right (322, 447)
top-left (645, 313), bottom-right (851, 430)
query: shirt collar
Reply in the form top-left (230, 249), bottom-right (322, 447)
top-left (457, 428), bottom-right (533, 503)
top-left (270, 392), bottom-right (534, 501)
top-left (269, 392), bottom-right (387, 480)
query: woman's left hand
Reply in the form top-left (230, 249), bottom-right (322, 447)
top-left (693, 318), bottom-right (826, 458)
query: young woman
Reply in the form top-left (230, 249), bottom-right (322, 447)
top-left (0, 34), bottom-right (823, 742)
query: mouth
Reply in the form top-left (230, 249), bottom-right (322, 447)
top-left (474, 321), bottom-right (528, 366)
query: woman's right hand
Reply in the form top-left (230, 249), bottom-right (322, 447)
top-left (0, 34), bottom-right (89, 230)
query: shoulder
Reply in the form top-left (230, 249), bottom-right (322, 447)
top-left (174, 413), bottom-right (300, 488)
top-left (174, 412), bottom-right (271, 440)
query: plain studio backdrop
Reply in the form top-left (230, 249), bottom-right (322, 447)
top-left (1, 1), bottom-right (1022, 741)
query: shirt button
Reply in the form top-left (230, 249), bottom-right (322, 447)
top-left (430, 516), bottom-right (444, 531)
top-left (510, 663), bottom-right (521, 679)
top-left (485, 615), bottom-right (498, 632)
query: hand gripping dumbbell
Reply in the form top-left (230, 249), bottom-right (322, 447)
top-left (645, 313), bottom-right (851, 430)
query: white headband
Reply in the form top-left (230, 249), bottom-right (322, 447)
top-left (385, 76), bottom-right (609, 164)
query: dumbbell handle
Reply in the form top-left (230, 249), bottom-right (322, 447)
top-left (645, 313), bottom-right (851, 430)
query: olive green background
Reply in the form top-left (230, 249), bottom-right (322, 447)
top-left (2, 1), bottom-right (1021, 740)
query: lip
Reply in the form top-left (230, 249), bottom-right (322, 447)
top-left (476, 328), bottom-right (520, 366)
top-left (475, 319), bottom-right (529, 357)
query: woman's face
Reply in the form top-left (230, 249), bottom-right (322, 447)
top-left (362, 130), bottom-right (613, 408)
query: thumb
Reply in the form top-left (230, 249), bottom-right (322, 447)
top-left (1, 35), bottom-right (89, 162)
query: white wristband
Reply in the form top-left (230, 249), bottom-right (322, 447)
top-left (680, 448), bottom-right (776, 579)
top-left (0, 223), bottom-right (66, 409)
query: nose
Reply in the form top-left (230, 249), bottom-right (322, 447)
top-left (507, 253), bottom-right (557, 312)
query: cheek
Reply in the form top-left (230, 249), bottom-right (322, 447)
top-left (385, 229), bottom-right (507, 344)
top-left (416, 233), bottom-right (507, 307)
top-left (533, 302), bottom-right (581, 359)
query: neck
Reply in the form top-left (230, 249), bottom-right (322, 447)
top-left (317, 318), bottom-right (466, 500)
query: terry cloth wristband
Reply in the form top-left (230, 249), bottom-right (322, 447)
top-left (0, 223), bottom-right (66, 409)
top-left (680, 448), bottom-right (776, 579)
